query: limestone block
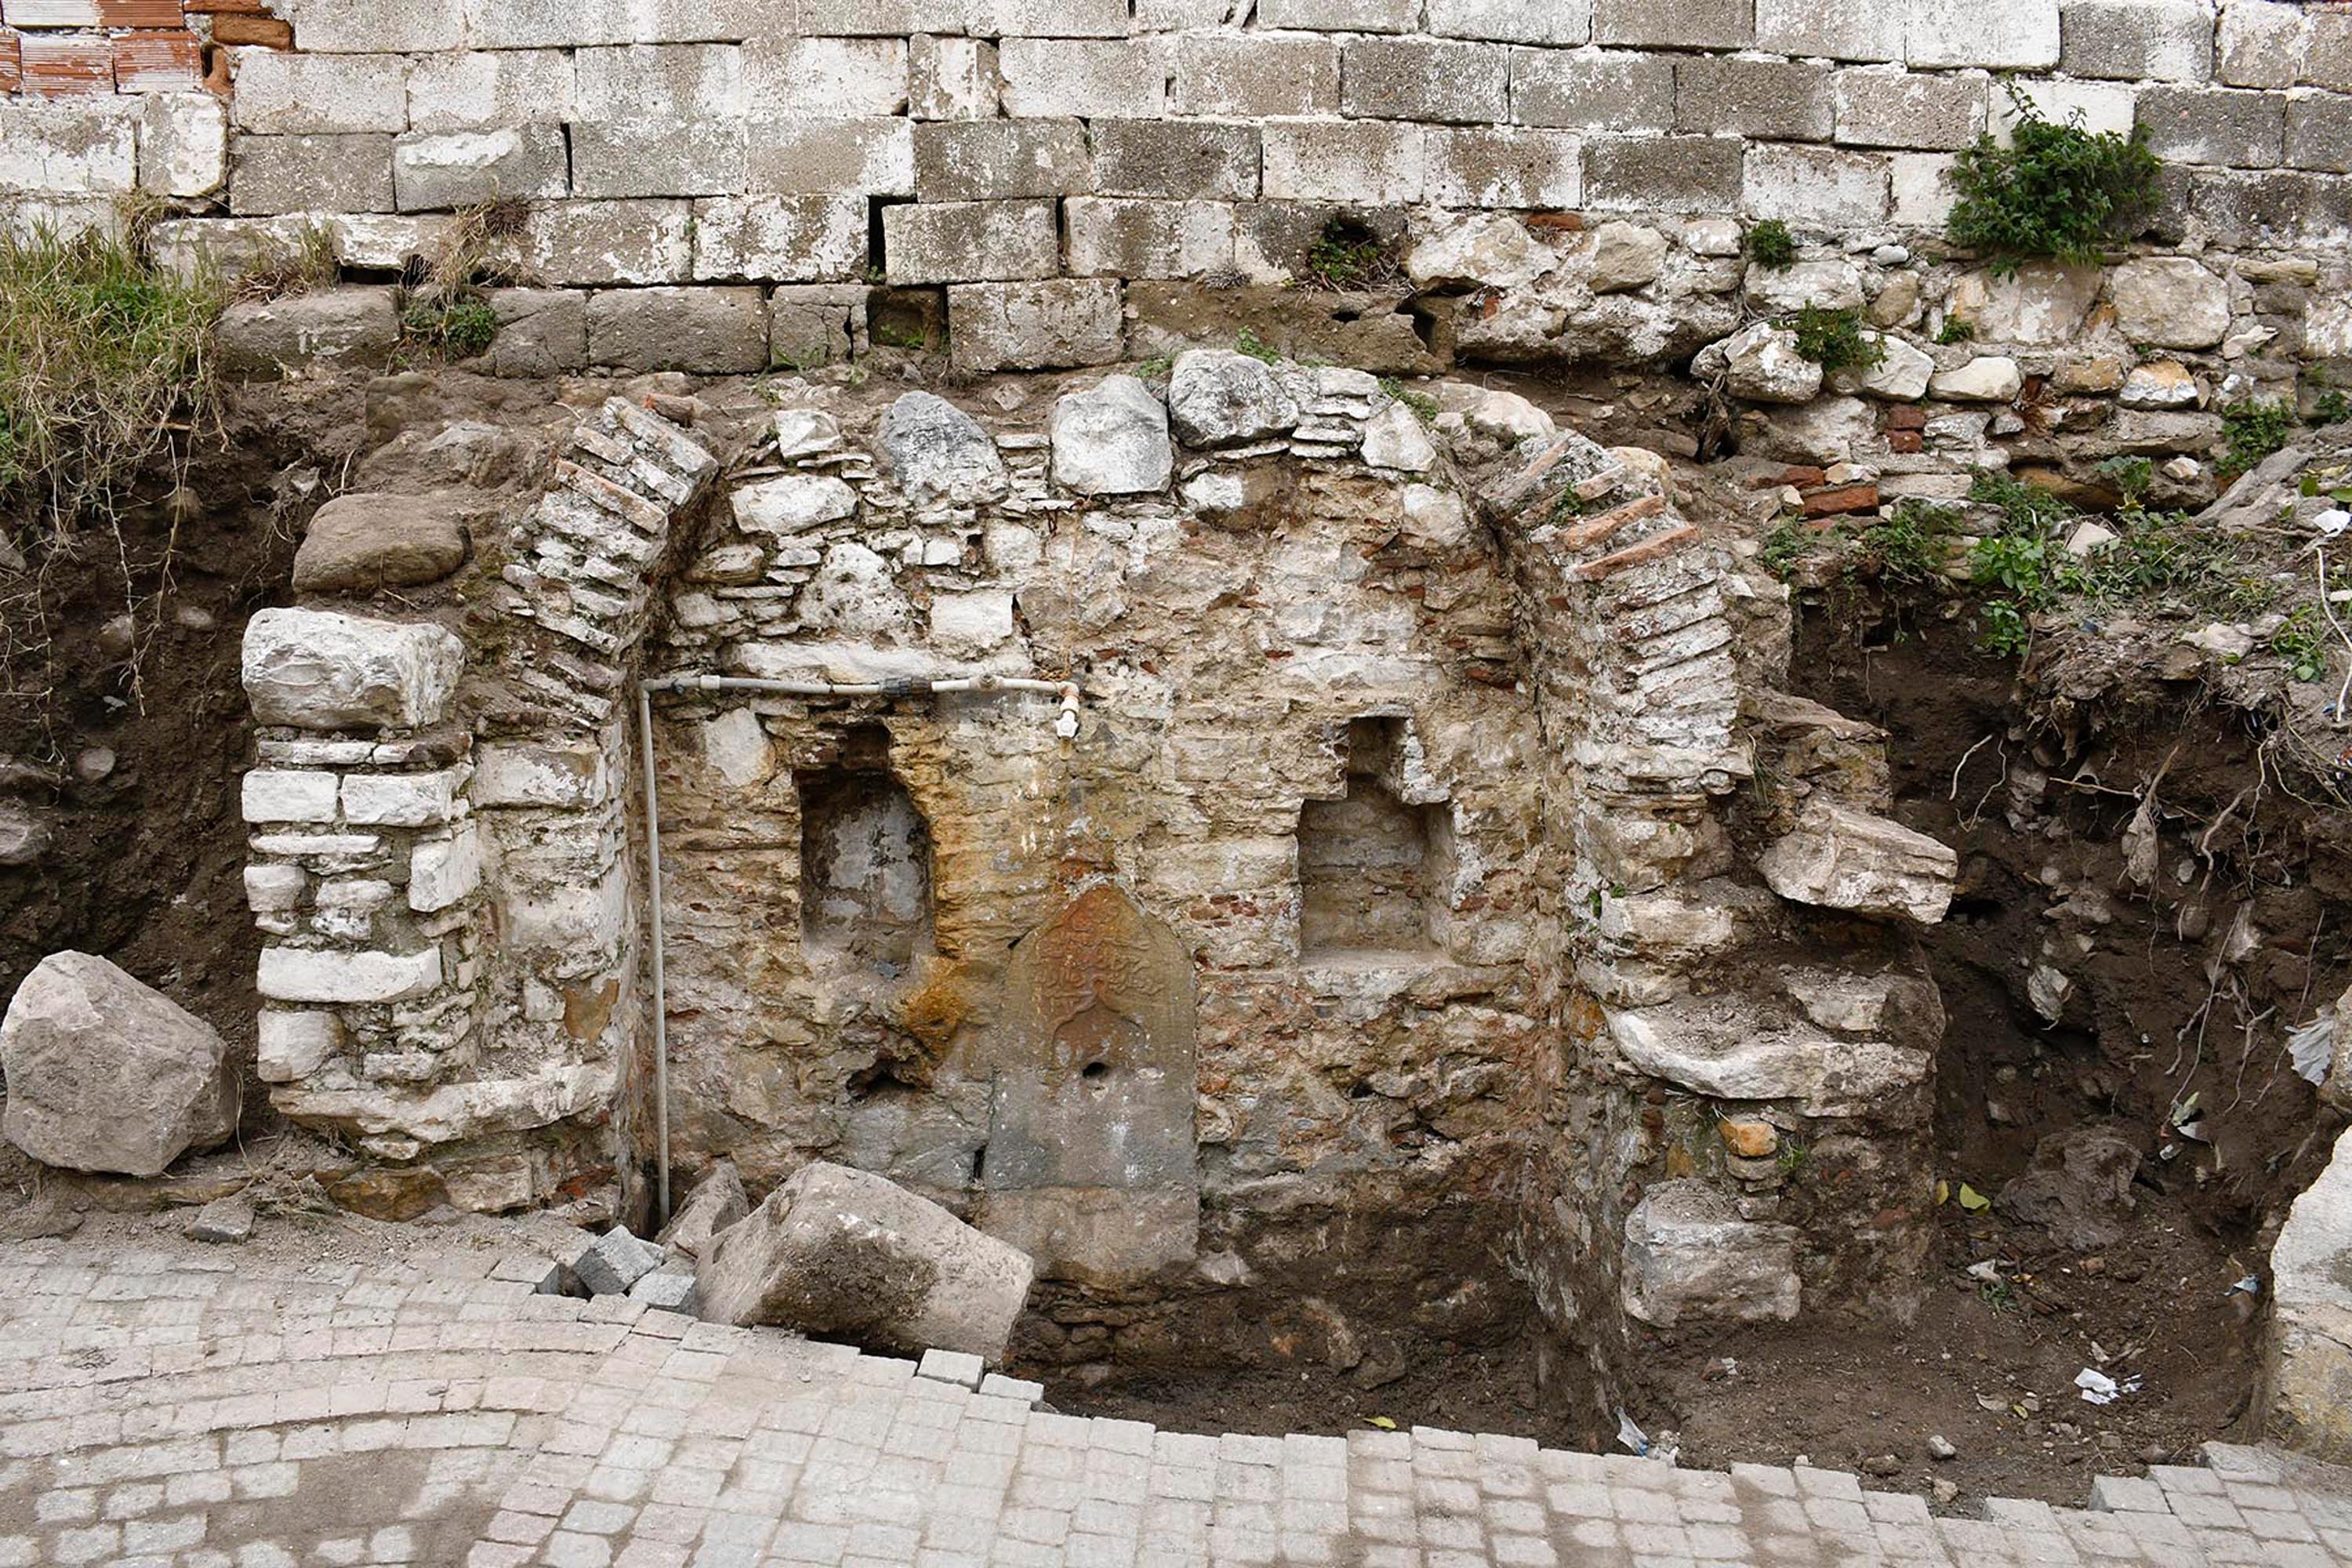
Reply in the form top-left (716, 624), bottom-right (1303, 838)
top-left (1833, 67), bottom-right (1989, 150)
top-left (2218, 0), bottom-right (2307, 89)
top-left (568, 1226), bottom-right (664, 1295)
top-left (392, 127), bottom-right (568, 211)
top-left (1742, 143), bottom-right (1889, 227)
top-left (257, 1009), bottom-right (342, 1083)
top-left (742, 36), bottom-right (909, 119)
top-left (228, 132), bottom-right (394, 216)
top-left (2060, 0), bottom-right (2215, 82)
top-left (1928, 355), bottom-right (2026, 402)
top-left (1742, 259), bottom-right (1865, 314)
top-left (1511, 49), bottom-right (1674, 132)
top-left (242, 608), bottom-right (464, 731)
top-left (880, 391), bottom-right (1007, 503)
top-left (1063, 198), bottom-right (1234, 280)
top-left (1674, 55), bottom-right (1833, 141)
top-left (881, 198), bottom-right (1058, 285)
top-left (1587, 221), bottom-right (1668, 293)
top-left (731, 474), bottom-right (859, 537)
top-left (1261, 121), bottom-right (1425, 205)
top-left (230, 53), bottom-right (408, 134)
top-left (913, 119), bottom-right (1087, 201)
top-left (690, 194), bottom-right (866, 283)
top-left (1167, 349), bottom-right (1302, 448)
top-left (1907, 0), bottom-right (2061, 67)
top-left (1834, 334), bottom-right (1933, 401)
top-left (0, 951), bottom-right (239, 1178)
top-left (1425, 126), bottom-right (1583, 209)
top-left (1090, 119), bottom-right (1258, 201)
top-left (1758, 802), bottom-right (1957, 923)
top-left (586, 287), bottom-right (768, 374)
top-left (408, 48), bottom-right (575, 130)
top-left (1406, 212), bottom-right (1548, 291)
top-left (947, 279), bottom-right (1123, 374)
top-left (1621, 1181), bottom-right (1800, 1327)
top-left (1341, 36), bottom-right (1508, 123)
top-left (800, 543), bottom-right (916, 638)
top-left (745, 118), bottom-right (914, 197)
top-left (699, 711), bottom-right (775, 789)
top-left (1171, 33), bottom-right (1340, 117)
top-left (1428, 0), bottom-right (1589, 42)
top-left (2268, 1124), bottom-right (2352, 1461)
top-left (521, 201), bottom-right (692, 286)
top-left (2111, 257), bottom-right (2233, 349)
top-left (1947, 263), bottom-right (2102, 344)
top-left (911, 34), bottom-right (1002, 119)
top-left (139, 93), bottom-right (226, 198)
top-left (408, 823), bottom-right (482, 912)
top-left (2138, 85), bottom-right (2286, 169)
top-left (2122, 361), bottom-right (2201, 409)
top-left (1759, 0), bottom-right (1903, 61)
top-left (570, 44), bottom-right (745, 198)
top-left (488, 289), bottom-right (589, 377)
top-left (929, 590), bottom-right (1017, 657)
top-left (281, 0), bottom-right (463, 51)
top-left (1698, 322), bottom-right (1822, 405)
top-left (1051, 376), bottom-right (1173, 496)
top-left (342, 768), bottom-right (466, 828)
top-left (629, 1268), bottom-right (699, 1314)
top-left (656, 1160), bottom-right (750, 1258)
top-left (1608, 1000), bottom-right (1930, 1116)
top-left (242, 768), bottom-right (340, 825)
top-left (292, 492), bottom-right (471, 594)
top-left (1258, 0), bottom-right (1416, 28)
top-left (695, 1160), bottom-right (1038, 1363)
top-left (245, 864), bottom-right (307, 913)
top-left (257, 946), bottom-right (444, 1004)
top-left (472, 742), bottom-right (608, 808)
top-left (218, 289), bottom-right (401, 379)
top-left (1359, 403), bottom-right (1436, 472)
top-left (998, 38), bottom-right (1164, 118)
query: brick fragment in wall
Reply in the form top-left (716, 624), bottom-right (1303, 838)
top-left (1426, 127), bottom-right (1581, 209)
top-left (746, 117), bottom-right (913, 197)
top-left (231, 53), bottom-right (410, 135)
top-left (394, 126), bottom-right (570, 212)
top-left (690, 194), bottom-right (867, 282)
top-left (1832, 67), bottom-right (1990, 151)
top-left (1171, 34), bottom-right (1339, 118)
top-left (18, 34), bottom-right (111, 96)
top-left (880, 198), bottom-right (1057, 285)
top-left (408, 49), bottom-right (576, 132)
top-left (211, 14), bottom-right (293, 48)
top-left (0, 34), bottom-right (17, 95)
top-left (1673, 55), bottom-right (1832, 141)
top-left (229, 132), bottom-right (395, 216)
top-left (1755, 0), bottom-right (1902, 61)
top-left (1091, 119), bottom-right (1258, 201)
top-left (999, 38), bottom-right (1166, 118)
top-left (1508, 47), bottom-right (1674, 133)
top-left (2139, 85), bottom-right (2287, 169)
top-left (1341, 38), bottom-right (1509, 125)
top-left (111, 31), bottom-right (201, 93)
top-left (913, 118), bottom-right (1090, 201)
top-left (1594, 0), bottom-right (1755, 49)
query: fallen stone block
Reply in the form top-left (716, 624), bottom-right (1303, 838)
top-left (1, 950), bottom-right (239, 1178)
top-left (1757, 801), bottom-right (1957, 924)
top-left (292, 492), bottom-right (474, 594)
top-left (696, 1160), bottom-right (1036, 1364)
top-left (917, 1347), bottom-right (985, 1389)
top-left (569, 1226), bottom-right (666, 1296)
top-left (489, 1253), bottom-right (567, 1294)
top-left (1997, 1125), bottom-right (2141, 1252)
top-left (657, 1160), bottom-right (749, 1259)
top-left (218, 287), bottom-right (400, 379)
top-left (979, 1371), bottom-right (1045, 1405)
top-left (185, 1196), bottom-right (254, 1243)
top-left (628, 1266), bottom-right (699, 1315)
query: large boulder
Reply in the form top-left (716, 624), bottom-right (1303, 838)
top-left (242, 608), bottom-right (465, 731)
top-left (658, 1160), bottom-right (749, 1258)
top-left (2268, 1126), bottom-right (2352, 1462)
top-left (1, 951), bottom-right (239, 1177)
top-left (292, 492), bottom-right (473, 594)
top-left (696, 1160), bottom-right (1036, 1363)
top-left (1758, 802), bottom-right (1957, 924)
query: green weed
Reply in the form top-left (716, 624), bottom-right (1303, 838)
top-left (1947, 85), bottom-right (2162, 273)
top-left (1236, 327), bottom-right (1280, 364)
top-left (1301, 214), bottom-right (1396, 292)
top-left (2220, 399), bottom-right (2296, 481)
top-left (1378, 376), bottom-right (1439, 423)
top-left (1744, 219), bottom-right (1796, 270)
top-left (1936, 317), bottom-right (1976, 345)
top-left (1788, 305), bottom-right (1885, 376)
top-left (2272, 606), bottom-right (2332, 682)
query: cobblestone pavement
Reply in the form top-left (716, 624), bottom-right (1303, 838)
top-left (2, 1234), bottom-right (2350, 1567)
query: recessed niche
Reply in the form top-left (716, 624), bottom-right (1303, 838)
top-left (797, 725), bottom-right (934, 968)
top-left (1298, 717), bottom-right (1451, 959)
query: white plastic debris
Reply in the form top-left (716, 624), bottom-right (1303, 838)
top-left (2074, 1367), bottom-right (2143, 1405)
top-left (1616, 1410), bottom-right (1650, 1456)
top-left (2314, 509), bottom-right (2350, 539)
top-left (2287, 1011), bottom-right (2337, 1087)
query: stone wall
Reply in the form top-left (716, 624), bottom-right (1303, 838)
top-left (6, 2), bottom-right (2352, 380)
